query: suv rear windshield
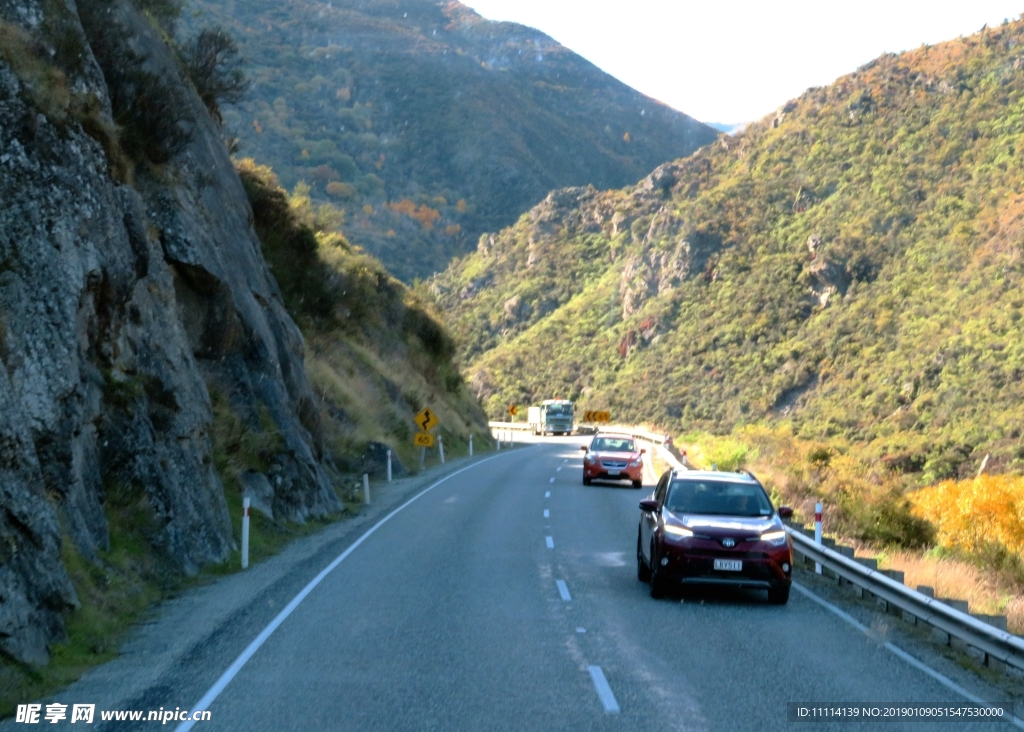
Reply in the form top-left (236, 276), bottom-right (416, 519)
top-left (665, 479), bottom-right (772, 517)
top-left (591, 438), bottom-right (636, 452)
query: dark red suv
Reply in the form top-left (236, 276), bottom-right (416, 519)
top-left (581, 433), bottom-right (645, 488)
top-left (637, 470), bottom-right (794, 604)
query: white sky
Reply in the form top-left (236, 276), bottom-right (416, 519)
top-left (465, 0), bottom-right (1024, 123)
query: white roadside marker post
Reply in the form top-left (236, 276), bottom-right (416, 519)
top-left (363, 473), bottom-right (371, 505)
top-left (497, 437), bottom-right (501, 451)
top-left (386, 450), bottom-right (392, 482)
top-left (814, 502), bottom-right (823, 574)
top-left (439, 435), bottom-right (445, 464)
top-left (241, 497), bottom-right (250, 570)
top-left (469, 434), bottom-right (473, 456)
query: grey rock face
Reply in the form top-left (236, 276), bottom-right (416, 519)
top-left (240, 472), bottom-right (274, 520)
top-left (0, 0), bottom-right (339, 665)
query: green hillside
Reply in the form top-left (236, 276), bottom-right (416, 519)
top-left (429, 20), bottom-right (1024, 484)
top-left (181, 0), bottom-right (717, 280)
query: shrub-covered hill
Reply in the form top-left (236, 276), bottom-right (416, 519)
top-left (429, 20), bottom-right (1024, 483)
top-left (182, 0), bottom-right (717, 281)
top-left (237, 159), bottom-right (491, 474)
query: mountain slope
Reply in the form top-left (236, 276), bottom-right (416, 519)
top-left (430, 21), bottom-right (1024, 481)
top-left (182, 0), bottom-right (718, 280)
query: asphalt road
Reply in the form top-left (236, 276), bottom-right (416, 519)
top-left (151, 438), bottom-right (1015, 731)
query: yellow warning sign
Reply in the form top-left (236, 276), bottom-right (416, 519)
top-left (414, 432), bottom-right (435, 448)
top-left (414, 407), bottom-right (439, 432)
top-left (583, 410), bottom-right (611, 423)
top-left (508, 404), bottom-right (519, 417)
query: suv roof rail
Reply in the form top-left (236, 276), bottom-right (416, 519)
top-left (739, 468), bottom-right (762, 483)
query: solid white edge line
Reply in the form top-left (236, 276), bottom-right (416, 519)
top-left (174, 451), bottom-right (513, 732)
top-left (792, 583), bottom-right (1024, 730)
top-left (587, 665), bottom-right (620, 714)
top-left (546, 536), bottom-right (554, 549)
top-left (556, 579), bottom-right (572, 602)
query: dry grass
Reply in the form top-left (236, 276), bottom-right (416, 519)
top-left (878, 550), bottom-right (1024, 635)
top-left (306, 333), bottom-right (488, 472)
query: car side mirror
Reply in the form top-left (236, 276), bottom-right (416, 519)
top-left (640, 448), bottom-right (646, 454)
top-left (638, 499), bottom-right (659, 513)
top-left (777, 506), bottom-right (794, 519)
top-left (580, 446), bottom-right (588, 452)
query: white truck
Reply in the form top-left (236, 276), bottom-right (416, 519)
top-left (528, 400), bottom-right (574, 435)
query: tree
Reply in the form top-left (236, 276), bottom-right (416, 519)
top-left (182, 27), bottom-right (247, 124)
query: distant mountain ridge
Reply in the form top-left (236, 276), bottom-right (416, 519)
top-left (429, 19), bottom-right (1024, 480)
top-left (182, 0), bottom-right (718, 280)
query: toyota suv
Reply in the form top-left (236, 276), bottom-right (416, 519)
top-left (637, 469), bottom-right (794, 603)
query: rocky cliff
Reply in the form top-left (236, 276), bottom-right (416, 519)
top-left (0, 0), bottom-right (341, 666)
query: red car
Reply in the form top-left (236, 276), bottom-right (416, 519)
top-left (581, 433), bottom-right (645, 488)
top-left (637, 469), bottom-right (794, 604)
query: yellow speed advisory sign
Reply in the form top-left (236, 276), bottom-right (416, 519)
top-left (414, 432), bottom-right (435, 448)
top-left (583, 410), bottom-right (611, 423)
top-left (414, 407), bottom-right (439, 432)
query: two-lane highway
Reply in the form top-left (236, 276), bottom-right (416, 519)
top-left (172, 440), bottom-right (1014, 731)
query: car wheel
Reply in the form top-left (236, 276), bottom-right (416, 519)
top-left (632, 479), bottom-right (643, 489)
top-left (637, 531), bottom-right (651, 582)
top-left (649, 543), bottom-right (667, 598)
top-left (582, 474), bottom-right (592, 486)
top-left (768, 584), bottom-right (790, 605)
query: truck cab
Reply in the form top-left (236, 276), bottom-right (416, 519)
top-left (528, 400), bottom-right (574, 436)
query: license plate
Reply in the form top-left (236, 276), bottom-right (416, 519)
top-left (714, 559), bottom-right (742, 572)
top-left (607, 470), bottom-right (620, 476)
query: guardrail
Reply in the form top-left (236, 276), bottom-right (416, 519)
top-left (488, 421), bottom-right (684, 475)
top-left (488, 421), bottom-right (532, 431)
top-left (787, 530), bottom-right (1024, 673)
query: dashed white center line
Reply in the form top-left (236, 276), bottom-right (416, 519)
top-left (587, 666), bottom-right (620, 714)
top-left (543, 509), bottom-right (550, 518)
top-left (555, 580), bottom-right (572, 601)
top-left (545, 491), bottom-right (550, 498)
top-left (556, 467), bottom-right (562, 472)
top-left (563, 459), bottom-right (568, 463)
top-left (549, 477), bottom-right (555, 483)
top-left (576, 627), bottom-right (586, 634)
top-left (545, 536), bottom-right (554, 549)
